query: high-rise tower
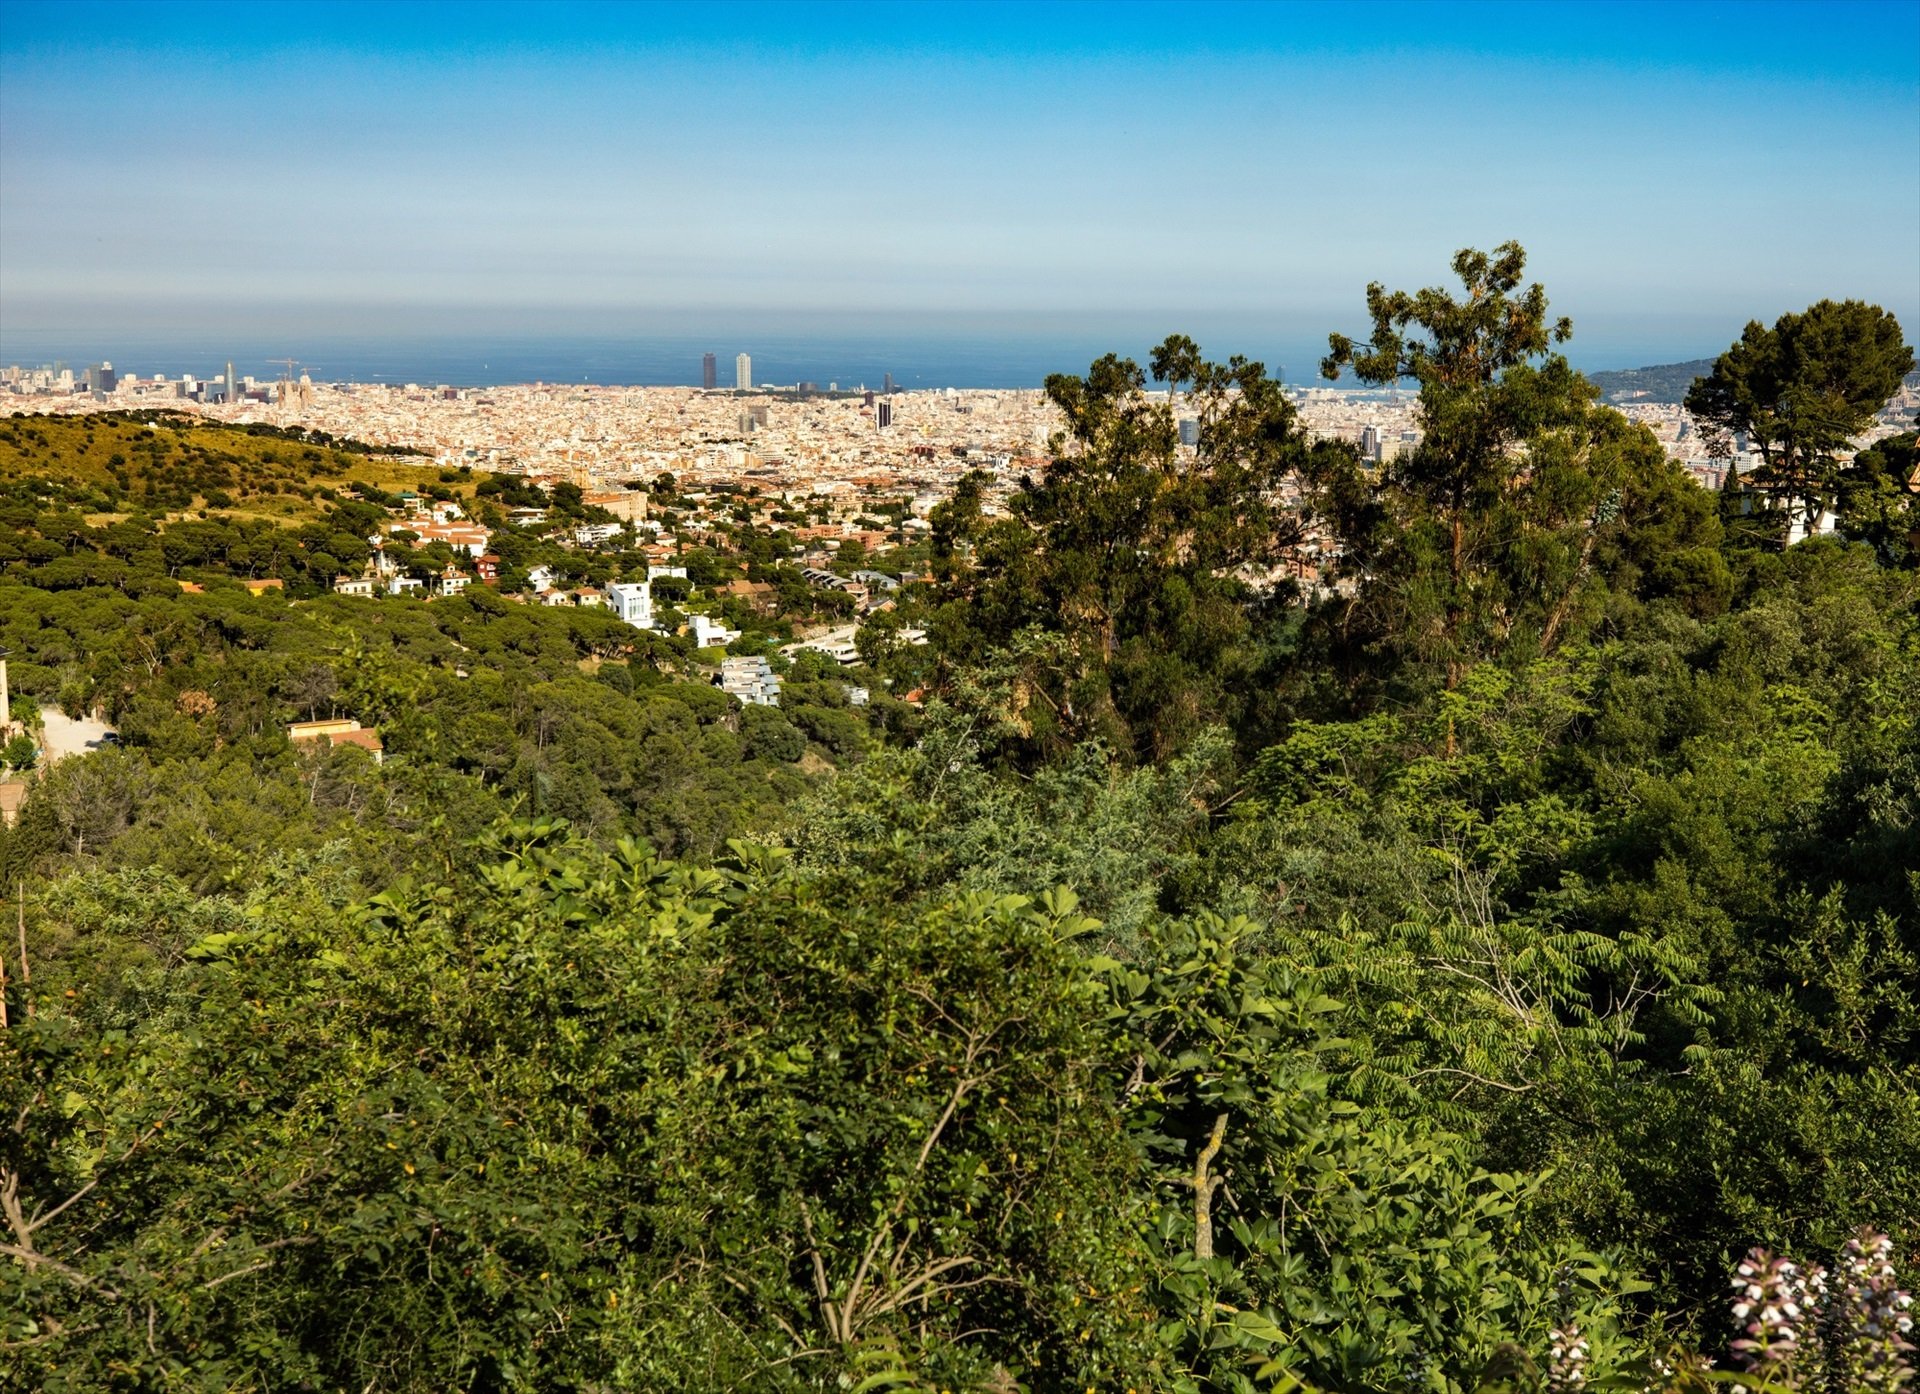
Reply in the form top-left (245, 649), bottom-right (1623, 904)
top-left (702, 353), bottom-right (717, 390)
top-left (735, 353), bottom-right (751, 390)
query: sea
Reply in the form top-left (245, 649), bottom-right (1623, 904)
top-left (0, 330), bottom-right (1348, 392)
top-left (0, 328), bottom-right (1694, 393)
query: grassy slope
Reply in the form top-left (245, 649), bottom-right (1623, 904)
top-left (0, 411), bottom-right (469, 523)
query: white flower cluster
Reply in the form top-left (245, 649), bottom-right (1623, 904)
top-left (1834, 1229), bottom-right (1916, 1392)
top-left (1731, 1249), bottom-right (1809, 1365)
top-left (1728, 1229), bottom-right (1914, 1390)
top-left (1547, 1320), bottom-right (1590, 1394)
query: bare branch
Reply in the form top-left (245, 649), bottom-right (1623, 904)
top-left (1190, 1112), bottom-right (1229, 1260)
top-left (0, 1240), bottom-right (115, 1295)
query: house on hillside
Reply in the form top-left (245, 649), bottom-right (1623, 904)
top-left (288, 718), bottom-right (384, 763)
top-left (717, 577), bottom-right (778, 615)
top-left (719, 655), bottom-right (782, 707)
top-left (605, 581), bottom-right (654, 629)
top-left (584, 489), bottom-right (648, 522)
top-left (800, 567), bottom-right (870, 606)
top-left (790, 634), bottom-right (860, 666)
top-left (689, 613), bottom-right (739, 649)
top-left (393, 516), bottom-right (493, 558)
top-left (333, 574), bottom-right (375, 598)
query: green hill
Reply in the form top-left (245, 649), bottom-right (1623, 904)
top-left (0, 410), bottom-right (448, 522)
top-left (1587, 357), bottom-right (1715, 403)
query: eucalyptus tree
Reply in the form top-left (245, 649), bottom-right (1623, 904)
top-left (1320, 241), bottom-right (1724, 694)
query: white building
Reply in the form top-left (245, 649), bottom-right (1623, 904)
top-left (736, 353), bottom-right (752, 390)
top-left (720, 654), bottom-right (781, 706)
top-left (793, 635), bottom-right (860, 666)
top-left (605, 581), bottom-right (654, 630)
top-left (689, 613), bottom-right (739, 649)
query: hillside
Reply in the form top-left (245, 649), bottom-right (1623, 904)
top-left (1587, 357), bottom-right (1715, 402)
top-left (0, 411), bottom-right (448, 523)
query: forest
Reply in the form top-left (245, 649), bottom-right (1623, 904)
top-left (2, 244), bottom-right (1917, 1393)
top-left (1584, 361), bottom-right (1717, 405)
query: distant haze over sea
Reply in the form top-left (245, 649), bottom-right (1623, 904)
top-left (0, 329), bottom-right (1718, 392)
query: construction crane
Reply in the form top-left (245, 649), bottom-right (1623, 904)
top-left (268, 358), bottom-right (305, 411)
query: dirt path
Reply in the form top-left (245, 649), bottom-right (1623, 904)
top-left (39, 707), bottom-right (115, 763)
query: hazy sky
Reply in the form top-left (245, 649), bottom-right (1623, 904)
top-left (3, 0), bottom-right (1917, 366)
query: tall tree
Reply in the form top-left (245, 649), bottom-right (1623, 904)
top-left (1838, 430), bottom-right (1920, 567)
top-left (1319, 242), bottom-right (1722, 692)
top-left (930, 340), bottom-right (1341, 763)
top-left (1685, 299), bottom-right (1913, 543)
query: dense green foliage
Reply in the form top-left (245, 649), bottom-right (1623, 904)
top-left (4, 246), bottom-right (1916, 1391)
top-left (0, 581), bottom-right (878, 888)
top-left (1685, 301), bottom-right (1914, 541)
top-left (923, 342), bottom-right (1346, 763)
top-left (1839, 430), bottom-right (1919, 566)
top-left (1586, 359), bottom-right (1717, 405)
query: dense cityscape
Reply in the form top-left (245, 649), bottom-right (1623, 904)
top-left (13, 352), bottom-right (1916, 463)
top-left (7, 347), bottom-right (1917, 518)
top-left (5, 349), bottom-right (1917, 686)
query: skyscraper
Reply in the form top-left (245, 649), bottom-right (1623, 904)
top-left (735, 353), bottom-right (751, 390)
top-left (883, 372), bottom-right (896, 394)
top-left (702, 353), bottom-right (717, 390)
top-left (226, 360), bottom-right (236, 404)
top-left (876, 402), bottom-right (893, 429)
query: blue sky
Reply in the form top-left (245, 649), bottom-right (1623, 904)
top-left (2, 0), bottom-right (1916, 368)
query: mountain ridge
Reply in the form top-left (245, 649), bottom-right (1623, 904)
top-left (1587, 357), bottom-right (1715, 403)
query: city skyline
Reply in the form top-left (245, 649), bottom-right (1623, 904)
top-left (2, 0), bottom-right (1915, 367)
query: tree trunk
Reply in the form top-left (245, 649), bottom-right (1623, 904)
top-left (1192, 1113), bottom-right (1228, 1260)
